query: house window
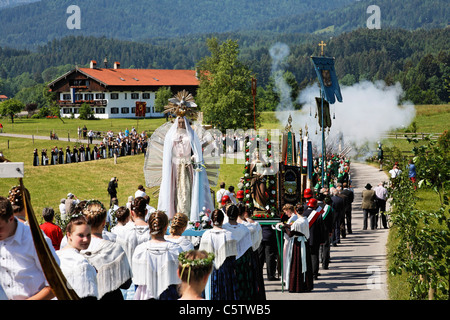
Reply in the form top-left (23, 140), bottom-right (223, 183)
top-left (73, 108), bottom-right (79, 114)
top-left (121, 107), bottom-right (130, 114)
top-left (70, 79), bottom-right (89, 87)
top-left (85, 93), bottom-right (94, 101)
top-left (131, 107), bottom-right (136, 114)
top-left (75, 94), bottom-right (83, 101)
top-left (111, 108), bottom-right (119, 114)
top-left (110, 93), bottom-right (119, 100)
top-left (146, 107), bottom-right (151, 113)
top-left (62, 94), bottom-right (71, 100)
top-left (131, 93), bottom-right (139, 99)
top-left (95, 93), bottom-right (105, 99)
top-left (63, 108), bottom-right (72, 114)
top-left (96, 108), bottom-right (106, 114)
top-left (142, 93), bottom-right (150, 99)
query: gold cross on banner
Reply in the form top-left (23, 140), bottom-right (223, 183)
top-left (318, 41), bottom-right (326, 56)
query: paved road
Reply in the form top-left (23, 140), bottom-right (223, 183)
top-left (0, 132), bottom-right (100, 144)
top-left (264, 162), bottom-right (390, 300)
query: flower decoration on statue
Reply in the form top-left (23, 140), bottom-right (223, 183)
top-left (192, 160), bottom-right (206, 172)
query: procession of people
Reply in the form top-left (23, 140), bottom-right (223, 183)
top-left (0, 88), bottom-right (390, 301)
top-left (32, 127), bottom-right (148, 166)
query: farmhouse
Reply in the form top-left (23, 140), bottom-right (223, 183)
top-left (47, 60), bottom-right (199, 119)
top-left (0, 95), bottom-right (7, 102)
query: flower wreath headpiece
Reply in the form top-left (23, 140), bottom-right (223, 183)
top-left (178, 250), bottom-right (215, 285)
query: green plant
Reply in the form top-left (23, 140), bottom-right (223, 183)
top-left (388, 136), bottom-right (449, 300)
top-left (78, 103), bottom-right (96, 120)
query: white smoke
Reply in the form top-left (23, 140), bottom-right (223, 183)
top-left (268, 43), bottom-right (416, 159)
top-left (269, 43), bottom-right (293, 112)
top-left (295, 81), bottom-right (416, 157)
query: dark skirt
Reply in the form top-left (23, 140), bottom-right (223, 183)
top-left (158, 284), bottom-right (180, 300)
top-left (235, 249), bottom-right (256, 300)
top-left (250, 249), bottom-right (266, 300)
top-left (210, 256), bottom-right (239, 300)
top-left (289, 240), bottom-right (314, 292)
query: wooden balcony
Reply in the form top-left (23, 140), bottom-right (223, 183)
top-left (58, 100), bottom-right (107, 107)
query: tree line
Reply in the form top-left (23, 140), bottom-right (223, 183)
top-left (0, 27), bottom-right (448, 115)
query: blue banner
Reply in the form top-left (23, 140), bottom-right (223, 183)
top-left (70, 87), bottom-right (76, 103)
top-left (311, 56), bottom-right (343, 104)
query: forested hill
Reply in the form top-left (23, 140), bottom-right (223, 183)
top-left (1, 28), bottom-right (449, 106)
top-left (252, 0), bottom-right (449, 34)
top-left (0, 0), bottom-right (353, 49)
top-left (1, 0), bottom-right (448, 50)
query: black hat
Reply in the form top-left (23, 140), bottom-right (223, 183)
top-left (365, 183), bottom-right (372, 189)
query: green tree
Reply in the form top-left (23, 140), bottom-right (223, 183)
top-left (154, 86), bottom-right (172, 113)
top-left (78, 103), bottom-right (95, 120)
top-left (0, 98), bottom-right (24, 123)
top-left (196, 38), bottom-right (258, 131)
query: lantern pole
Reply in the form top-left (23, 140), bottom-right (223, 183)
top-left (251, 77), bottom-right (257, 130)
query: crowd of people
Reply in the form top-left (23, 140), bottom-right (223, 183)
top-left (0, 181), bottom-right (266, 301)
top-left (32, 126), bottom-right (148, 166)
top-left (1, 147), bottom-right (400, 300)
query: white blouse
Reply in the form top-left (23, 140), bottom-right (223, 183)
top-left (164, 235), bottom-right (194, 252)
top-left (199, 228), bottom-right (237, 269)
top-left (0, 219), bottom-right (59, 300)
top-left (57, 247), bottom-right (98, 299)
top-left (222, 223), bottom-right (252, 259)
top-left (132, 241), bottom-right (182, 300)
top-left (81, 237), bottom-right (132, 299)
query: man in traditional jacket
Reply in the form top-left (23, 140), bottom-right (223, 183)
top-left (331, 188), bottom-right (345, 246)
top-left (303, 198), bottom-right (326, 280)
top-left (340, 182), bottom-right (354, 234)
top-left (362, 183), bottom-right (377, 230)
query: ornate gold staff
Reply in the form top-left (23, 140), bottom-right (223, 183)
top-left (19, 178), bottom-right (79, 300)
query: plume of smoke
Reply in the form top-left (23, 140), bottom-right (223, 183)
top-left (269, 42), bottom-right (416, 160)
top-left (269, 43), bottom-right (293, 112)
top-left (295, 81), bottom-right (416, 158)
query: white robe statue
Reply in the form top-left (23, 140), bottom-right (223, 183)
top-left (158, 116), bottom-right (213, 221)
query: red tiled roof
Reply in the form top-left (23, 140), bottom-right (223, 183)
top-left (0, 95), bottom-right (8, 99)
top-left (78, 68), bottom-right (199, 87)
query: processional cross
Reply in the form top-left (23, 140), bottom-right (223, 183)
top-left (318, 41), bottom-right (326, 56)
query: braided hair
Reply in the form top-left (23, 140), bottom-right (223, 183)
top-left (148, 210), bottom-right (168, 236)
top-left (170, 212), bottom-right (189, 236)
top-left (132, 197), bottom-right (147, 219)
top-left (82, 200), bottom-right (107, 229)
top-left (211, 209), bottom-right (224, 226)
top-left (8, 186), bottom-right (30, 213)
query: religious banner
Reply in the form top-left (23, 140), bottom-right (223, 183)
top-left (135, 101), bottom-right (146, 117)
top-left (315, 97), bottom-right (332, 129)
top-left (311, 56), bottom-right (343, 104)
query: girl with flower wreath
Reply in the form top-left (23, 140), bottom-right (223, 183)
top-left (177, 250), bottom-right (214, 300)
top-left (56, 214), bottom-right (98, 300)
